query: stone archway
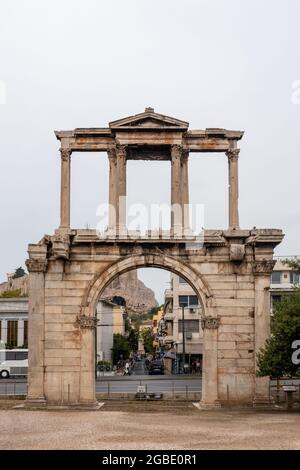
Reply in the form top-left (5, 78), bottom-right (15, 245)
top-left (25, 109), bottom-right (284, 409)
top-left (82, 253), bottom-right (211, 316)
top-left (77, 254), bottom-right (213, 408)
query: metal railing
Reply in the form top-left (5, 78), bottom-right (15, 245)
top-left (0, 379), bottom-right (27, 397)
top-left (270, 377), bottom-right (300, 403)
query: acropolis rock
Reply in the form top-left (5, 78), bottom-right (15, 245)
top-left (102, 271), bottom-right (158, 313)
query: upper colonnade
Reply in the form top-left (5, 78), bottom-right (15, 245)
top-left (55, 107), bottom-right (244, 235)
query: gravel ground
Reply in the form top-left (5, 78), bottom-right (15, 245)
top-left (0, 403), bottom-right (299, 450)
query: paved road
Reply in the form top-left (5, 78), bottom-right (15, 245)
top-left (1, 376), bottom-right (299, 396)
top-left (0, 375), bottom-right (202, 395)
top-left (132, 359), bottom-right (147, 375)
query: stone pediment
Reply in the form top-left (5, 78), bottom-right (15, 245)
top-left (109, 107), bottom-right (189, 130)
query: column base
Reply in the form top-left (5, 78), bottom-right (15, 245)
top-left (24, 397), bottom-right (47, 409)
top-left (253, 396), bottom-right (275, 409)
top-left (46, 401), bottom-right (103, 411)
top-left (24, 399), bottom-right (102, 411)
top-left (194, 401), bottom-right (222, 411)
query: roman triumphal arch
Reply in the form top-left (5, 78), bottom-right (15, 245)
top-left (26, 108), bottom-right (283, 409)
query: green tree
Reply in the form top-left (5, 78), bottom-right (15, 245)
top-left (111, 334), bottom-right (130, 364)
top-left (141, 328), bottom-right (154, 354)
top-left (0, 288), bottom-right (22, 298)
top-left (284, 258), bottom-right (300, 274)
top-left (127, 328), bottom-right (139, 352)
top-left (12, 267), bottom-right (26, 279)
top-left (257, 289), bottom-right (300, 377)
top-left (148, 306), bottom-right (160, 317)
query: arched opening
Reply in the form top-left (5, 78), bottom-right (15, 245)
top-left (79, 254), bottom-right (211, 402)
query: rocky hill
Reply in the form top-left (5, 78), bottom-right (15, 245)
top-left (0, 271), bottom-right (158, 313)
top-left (101, 270), bottom-right (158, 314)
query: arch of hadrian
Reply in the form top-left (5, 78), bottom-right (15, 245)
top-left (26, 108), bottom-right (283, 409)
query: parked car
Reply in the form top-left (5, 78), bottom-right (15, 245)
top-left (148, 359), bottom-right (164, 375)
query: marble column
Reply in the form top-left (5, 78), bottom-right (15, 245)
top-left (116, 145), bottom-right (127, 236)
top-left (253, 260), bottom-right (275, 407)
top-left (226, 147), bottom-right (240, 230)
top-left (181, 149), bottom-right (190, 235)
top-left (78, 315), bottom-right (99, 408)
top-left (1, 319), bottom-right (7, 345)
top-left (107, 147), bottom-right (117, 230)
top-left (59, 148), bottom-right (71, 229)
top-left (199, 316), bottom-right (221, 409)
top-left (25, 257), bottom-right (47, 406)
top-left (171, 145), bottom-right (182, 237)
top-left (17, 319), bottom-right (24, 347)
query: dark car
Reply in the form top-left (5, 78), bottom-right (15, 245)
top-left (148, 359), bottom-right (164, 375)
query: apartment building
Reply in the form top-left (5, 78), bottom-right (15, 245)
top-left (270, 258), bottom-right (300, 312)
top-left (158, 274), bottom-right (203, 373)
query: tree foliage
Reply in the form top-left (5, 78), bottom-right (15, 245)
top-left (127, 328), bottom-right (139, 352)
top-left (12, 267), bottom-right (26, 279)
top-left (257, 289), bottom-right (300, 377)
top-left (141, 328), bottom-right (154, 354)
top-left (284, 258), bottom-right (300, 274)
top-left (0, 288), bottom-right (22, 298)
top-left (111, 334), bottom-right (130, 364)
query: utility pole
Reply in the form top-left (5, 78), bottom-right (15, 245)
top-left (181, 304), bottom-right (186, 374)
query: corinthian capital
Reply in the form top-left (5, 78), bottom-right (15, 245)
top-left (181, 148), bottom-right (189, 161)
top-left (26, 258), bottom-right (47, 273)
top-left (253, 259), bottom-right (276, 275)
top-left (226, 148), bottom-right (240, 161)
top-left (115, 144), bottom-right (127, 158)
top-left (201, 316), bottom-right (220, 330)
top-left (107, 146), bottom-right (116, 160)
top-left (171, 144), bottom-right (182, 160)
top-left (60, 148), bottom-right (71, 162)
top-left (76, 315), bottom-right (98, 329)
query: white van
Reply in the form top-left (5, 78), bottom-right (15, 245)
top-left (0, 349), bottom-right (28, 378)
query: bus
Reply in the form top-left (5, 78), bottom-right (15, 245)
top-left (0, 349), bottom-right (28, 378)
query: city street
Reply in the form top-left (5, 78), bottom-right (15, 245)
top-left (0, 375), bottom-right (202, 396)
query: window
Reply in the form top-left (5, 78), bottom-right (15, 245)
top-left (189, 295), bottom-right (198, 306)
top-left (271, 272), bottom-right (281, 284)
top-left (290, 272), bottom-right (300, 284)
top-left (15, 351), bottom-right (27, 360)
top-left (24, 320), bottom-right (28, 347)
top-left (178, 295), bottom-right (188, 306)
top-left (7, 320), bottom-right (18, 348)
top-left (179, 277), bottom-right (187, 284)
top-left (178, 320), bottom-right (199, 333)
top-left (178, 295), bottom-right (199, 307)
top-left (166, 320), bottom-right (173, 335)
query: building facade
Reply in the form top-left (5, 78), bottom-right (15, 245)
top-left (0, 298), bottom-right (28, 348)
top-left (270, 258), bottom-right (300, 312)
top-left (95, 299), bottom-right (126, 363)
top-left (158, 274), bottom-right (203, 373)
top-left (0, 297), bottom-right (125, 361)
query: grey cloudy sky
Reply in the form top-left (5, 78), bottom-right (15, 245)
top-left (0, 0), bottom-right (299, 303)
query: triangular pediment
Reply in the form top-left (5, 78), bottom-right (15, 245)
top-left (109, 108), bottom-right (189, 130)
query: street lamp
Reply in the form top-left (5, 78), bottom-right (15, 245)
top-left (179, 300), bottom-right (188, 374)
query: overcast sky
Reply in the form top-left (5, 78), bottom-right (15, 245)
top-left (0, 0), bottom-right (299, 303)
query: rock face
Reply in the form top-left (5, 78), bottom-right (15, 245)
top-left (0, 275), bottom-right (28, 296)
top-left (102, 271), bottom-right (158, 313)
top-left (0, 271), bottom-right (157, 313)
